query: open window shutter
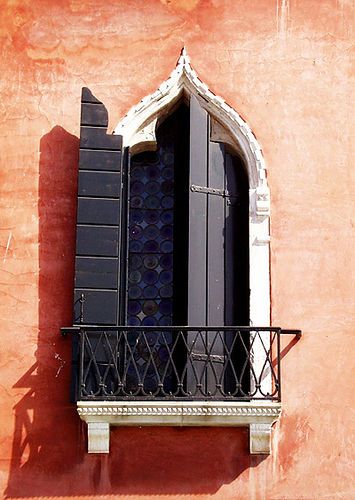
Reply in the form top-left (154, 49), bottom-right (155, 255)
top-left (73, 88), bottom-right (123, 326)
top-left (187, 95), bottom-right (225, 394)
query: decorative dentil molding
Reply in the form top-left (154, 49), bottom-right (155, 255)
top-left (77, 401), bottom-right (281, 455)
top-left (114, 48), bottom-right (270, 207)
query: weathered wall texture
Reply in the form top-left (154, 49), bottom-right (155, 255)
top-left (0, 0), bottom-right (354, 498)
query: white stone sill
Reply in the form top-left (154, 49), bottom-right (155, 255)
top-left (77, 400), bottom-right (281, 455)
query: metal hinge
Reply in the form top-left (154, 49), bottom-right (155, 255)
top-left (191, 352), bottom-right (225, 363)
top-left (191, 184), bottom-right (224, 196)
top-left (190, 184), bottom-right (239, 205)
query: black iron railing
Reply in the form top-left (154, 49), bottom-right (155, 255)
top-left (61, 326), bottom-right (301, 402)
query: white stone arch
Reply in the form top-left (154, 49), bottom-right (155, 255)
top-left (114, 48), bottom-right (271, 329)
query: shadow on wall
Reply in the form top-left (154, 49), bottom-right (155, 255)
top-left (5, 124), bottom-right (266, 498)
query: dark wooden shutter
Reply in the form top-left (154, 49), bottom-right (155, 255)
top-left (187, 96), bottom-right (226, 394)
top-left (73, 88), bottom-right (123, 326)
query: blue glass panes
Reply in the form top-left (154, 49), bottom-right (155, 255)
top-left (146, 181), bottom-right (160, 195)
top-left (144, 240), bottom-right (159, 253)
top-left (143, 285), bottom-right (158, 299)
top-left (129, 270), bottom-right (141, 284)
top-left (160, 270), bottom-right (172, 284)
top-left (162, 166), bottom-right (173, 179)
top-left (127, 137), bottom-right (175, 393)
top-left (161, 196), bottom-right (173, 209)
top-left (160, 240), bottom-right (173, 253)
top-left (143, 300), bottom-right (159, 316)
top-left (160, 254), bottom-right (173, 269)
top-left (146, 196), bottom-right (160, 209)
top-left (144, 225), bottom-right (159, 240)
top-left (145, 210), bottom-right (159, 224)
top-left (129, 285), bottom-right (142, 299)
top-left (130, 225), bottom-right (143, 239)
top-left (161, 225), bottom-right (173, 240)
top-left (143, 270), bottom-right (158, 285)
top-left (160, 211), bottom-right (173, 224)
top-left (143, 255), bottom-right (159, 269)
top-left (130, 240), bottom-right (143, 253)
top-left (160, 284), bottom-right (173, 298)
top-left (131, 210), bottom-right (144, 224)
top-left (131, 181), bottom-right (144, 195)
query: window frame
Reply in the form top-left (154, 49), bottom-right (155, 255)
top-left (73, 51), bottom-right (280, 456)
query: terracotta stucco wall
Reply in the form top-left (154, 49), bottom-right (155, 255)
top-left (0, 0), bottom-right (354, 498)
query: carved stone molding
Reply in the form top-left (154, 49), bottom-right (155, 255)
top-left (113, 48), bottom-right (271, 332)
top-left (78, 401), bottom-right (281, 455)
top-left (114, 48), bottom-right (269, 201)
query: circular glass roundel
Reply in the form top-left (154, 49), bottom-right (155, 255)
top-left (159, 299), bottom-right (172, 315)
top-left (160, 254), bottom-right (173, 269)
top-left (146, 181), bottom-right (160, 195)
top-left (147, 165), bottom-right (160, 180)
top-left (131, 196), bottom-right (143, 209)
top-left (143, 255), bottom-right (159, 269)
top-left (144, 240), bottom-right (159, 253)
top-left (160, 270), bottom-right (172, 284)
top-left (162, 152), bottom-right (174, 165)
top-left (143, 285), bottom-right (158, 299)
top-left (130, 240), bottom-right (143, 253)
top-left (129, 285), bottom-right (142, 299)
top-left (160, 211), bottom-right (173, 225)
top-left (160, 240), bottom-right (173, 253)
top-left (146, 196), bottom-right (160, 210)
top-left (162, 180), bottom-right (173, 195)
top-left (143, 300), bottom-right (159, 316)
top-left (129, 270), bottom-right (141, 284)
top-left (142, 316), bottom-right (157, 326)
top-left (128, 300), bottom-right (141, 315)
top-left (144, 210), bottom-right (159, 224)
top-left (130, 225), bottom-right (143, 240)
top-left (131, 210), bottom-right (144, 224)
top-left (160, 225), bottom-right (173, 240)
top-left (130, 254), bottom-right (142, 270)
top-left (131, 181), bottom-right (144, 195)
top-left (160, 284), bottom-right (173, 298)
top-left (143, 269), bottom-right (158, 285)
top-left (161, 196), bottom-right (173, 209)
top-left (128, 315), bottom-right (141, 326)
top-left (162, 166), bottom-right (173, 180)
top-left (144, 225), bottom-right (159, 240)
top-left (131, 166), bottom-right (144, 179)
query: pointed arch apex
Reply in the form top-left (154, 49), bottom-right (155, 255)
top-left (114, 51), bottom-right (269, 200)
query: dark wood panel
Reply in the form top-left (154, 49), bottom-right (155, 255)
top-left (224, 153), bottom-right (236, 326)
top-left (207, 141), bottom-right (225, 326)
top-left (75, 257), bottom-right (118, 289)
top-left (79, 149), bottom-right (121, 171)
top-left (81, 102), bottom-right (108, 127)
top-left (207, 142), bottom-right (225, 390)
top-left (80, 126), bottom-right (122, 151)
top-left (76, 226), bottom-right (118, 257)
top-left (81, 87), bottom-right (102, 104)
top-left (77, 198), bottom-right (120, 225)
top-left (188, 95), bottom-right (208, 326)
top-left (187, 95), bottom-right (209, 394)
top-left (74, 290), bottom-right (118, 325)
top-left (78, 171), bottom-right (121, 198)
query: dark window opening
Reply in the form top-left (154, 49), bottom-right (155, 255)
top-left (123, 101), bottom-right (250, 396)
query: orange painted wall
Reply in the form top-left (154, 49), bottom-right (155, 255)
top-left (0, 0), bottom-right (354, 498)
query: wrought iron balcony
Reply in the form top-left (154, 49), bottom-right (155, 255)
top-left (61, 326), bottom-right (301, 403)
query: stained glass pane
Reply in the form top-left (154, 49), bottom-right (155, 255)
top-left (126, 139), bottom-right (175, 394)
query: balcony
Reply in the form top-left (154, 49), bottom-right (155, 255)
top-left (62, 326), bottom-right (300, 454)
